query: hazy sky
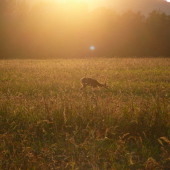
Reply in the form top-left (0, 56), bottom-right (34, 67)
top-left (83, 0), bottom-right (170, 14)
top-left (28, 0), bottom-right (170, 14)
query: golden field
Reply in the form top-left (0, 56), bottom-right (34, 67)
top-left (0, 58), bottom-right (170, 169)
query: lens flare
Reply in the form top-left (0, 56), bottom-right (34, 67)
top-left (90, 46), bottom-right (95, 50)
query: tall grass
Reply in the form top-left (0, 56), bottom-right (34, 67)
top-left (0, 58), bottom-right (170, 169)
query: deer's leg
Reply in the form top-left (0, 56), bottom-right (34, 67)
top-left (80, 83), bottom-right (86, 90)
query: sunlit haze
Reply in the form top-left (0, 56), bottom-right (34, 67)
top-left (1, 0), bottom-right (170, 58)
top-left (29, 0), bottom-right (170, 14)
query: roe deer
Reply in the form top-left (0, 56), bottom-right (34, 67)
top-left (80, 77), bottom-right (108, 90)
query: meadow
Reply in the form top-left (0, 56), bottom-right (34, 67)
top-left (0, 58), bottom-right (170, 169)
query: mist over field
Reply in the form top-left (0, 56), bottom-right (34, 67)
top-left (1, 0), bottom-right (170, 59)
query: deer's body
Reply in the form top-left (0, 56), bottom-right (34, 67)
top-left (80, 77), bottom-right (108, 90)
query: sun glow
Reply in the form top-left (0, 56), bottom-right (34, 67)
top-left (52, 0), bottom-right (95, 4)
top-left (51, 0), bottom-right (103, 9)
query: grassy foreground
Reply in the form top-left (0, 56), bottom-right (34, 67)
top-left (0, 58), bottom-right (170, 169)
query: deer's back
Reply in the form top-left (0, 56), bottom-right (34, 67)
top-left (81, 78), bottom-right (99, 86)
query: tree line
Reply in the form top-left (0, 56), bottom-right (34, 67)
top-left (1, 0), bottom-right (170, 59)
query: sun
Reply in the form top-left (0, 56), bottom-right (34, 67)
top-left (54, 0), bottom-right (93, 3)
top-left (53, 0), bottom-right (100, 8)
